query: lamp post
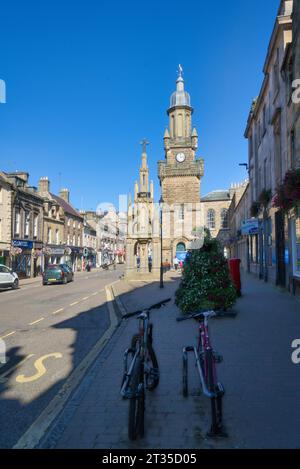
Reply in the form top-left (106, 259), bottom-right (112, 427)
top-left (159, 197), bottom-right (164, 289)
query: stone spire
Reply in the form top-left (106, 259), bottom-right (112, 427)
top-left (139, 140), bottom-right (149, 193)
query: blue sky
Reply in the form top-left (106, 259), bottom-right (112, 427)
top-left (0, 0), bottom-right (279, 211)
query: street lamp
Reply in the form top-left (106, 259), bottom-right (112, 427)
top-left (239, 163), bottom-right (249, 172)
top-left (159, 197), bottom-right (164, 289)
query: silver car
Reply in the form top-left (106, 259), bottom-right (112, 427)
top-left (0, 264), bottom-right (19, 290)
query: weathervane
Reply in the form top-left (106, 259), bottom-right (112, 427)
top-left (178, 64), bottom-right (183, 78)
top-left (140, 139), bottom-right (150, 153)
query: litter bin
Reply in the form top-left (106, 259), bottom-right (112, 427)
top-left (228, 258), bottom-right (241, 297)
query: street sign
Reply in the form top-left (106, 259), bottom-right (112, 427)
top-left (241, 219), bottom-right (259, 235)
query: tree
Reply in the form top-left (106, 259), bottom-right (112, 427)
top-left (175, 233), bottom-right (237, 313)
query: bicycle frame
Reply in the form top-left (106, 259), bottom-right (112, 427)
top-left (183, 314), bottom-right (217, 398)
top-left (121, 311), bottom-right (149, 399)
top-left (181, 311), bottom-right (226, 437)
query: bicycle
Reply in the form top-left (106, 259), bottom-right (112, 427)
top-left (177, 310), bottom-right (235, 437)
top-left (121, 298), bottom-right (171, 441)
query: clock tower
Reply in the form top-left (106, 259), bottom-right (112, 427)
top-left (158, 66), bottom-right (204, 263)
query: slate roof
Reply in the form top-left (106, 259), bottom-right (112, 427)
top-left (51, 193), bottom-right (83, 219)
top-left (201, 190), bottom-right (231, 202)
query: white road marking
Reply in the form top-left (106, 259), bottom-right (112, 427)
top-left (70, 301), bottom-right (79, 306)
top-left (0, 331), bottom-right (16, 340)
top-left (52, 308), bottom-right (64, 315)
top-left (82, 297), bottom-right (89, 301)
top-left (29, 318), bottom-right (44, 326)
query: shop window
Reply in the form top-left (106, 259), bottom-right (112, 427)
top-left (15, 210), bottom-right (20, 235)
top-left (33, 214), bottom-right (38, 238)
top-left (220, 209), bottom-right (228, 229)
top-left (207, 209), bottom-right (215, 230)
top-left (25, 211), bottom-right (30, 237)
top-left (292, 217), bottom-right (300, 277)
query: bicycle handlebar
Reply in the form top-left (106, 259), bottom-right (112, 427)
top-left (123, 298), bottom-right (172, 319)
top-left (176, 310), bottom-right (237, 322)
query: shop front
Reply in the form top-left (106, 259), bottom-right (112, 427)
top-left (0, 248), bottom-right (10, 267)
top-left (11, 239), bottom-right (43, 278)
top-left (83, 247), bottom-right (97, 269)
top-left (64, 246), bottom-right (83, 272)
top-left (115, 248), bottom-right (125, 264)
top-left (43, 246), bottom-right (66, 269)
top-left (290, 209), bottom-right (300, 293)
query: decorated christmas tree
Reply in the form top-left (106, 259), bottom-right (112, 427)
top-left (175, 231), bottom-right (237, 313)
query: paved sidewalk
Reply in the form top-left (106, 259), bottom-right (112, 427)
top-left (42, 272), bottom-right (300, 449)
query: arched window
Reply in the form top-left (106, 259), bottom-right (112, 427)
top-left (171, 115), bottom-right (175, 138)
top-left (221, 208), bottom-right (228, 229)
top-left (177, 114), bottom-right (183, 137)
top-left (176, 242), bottom-right (186, 253)
top-left (207, 209), bottom-right (215, 230)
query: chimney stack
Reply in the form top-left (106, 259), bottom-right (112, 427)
top-left (60, 188), bottom-right (70, 203)
top-left (38, 176), bottom-right (50, 194)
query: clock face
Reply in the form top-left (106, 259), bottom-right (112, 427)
top-left (176, 152), bottom-right (186, 163)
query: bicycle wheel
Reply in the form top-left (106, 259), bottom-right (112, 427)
top-left (146, 323), bottom-right (159, 390)
top-left (205, 348), bottom-right (219, 436)
top-left (128, 355), bottom-right (144, 440)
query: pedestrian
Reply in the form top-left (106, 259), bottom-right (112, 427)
top-left (173, 256), bottom-right (179, 271)
top-left (136, 255), bottom-right (141, 270)
top-left (113, 258), bottom-right (117, 270)
top-left (148, 255), bottom-right (152, 273)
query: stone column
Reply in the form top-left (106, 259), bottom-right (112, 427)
top-left (152, 237), bottom-right (160, 277)
top-left (125, 239), bottom-right (136, 277)
top-left (139, 241), bottom-right (148, 274)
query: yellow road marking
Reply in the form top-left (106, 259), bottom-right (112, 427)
top-left (52, 308), bottom-right (64, 315)
top-left (70, 301), bottom-right (79, 306)
top-left (0, 354), bottom-right (35, 383)
top-left (29, 318), bottom-right (44, 326)
top-left (0, 331), bottom-right (16, 340)
top-left (16, 353), bottom-right (63, 384)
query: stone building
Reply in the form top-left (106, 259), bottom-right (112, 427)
top-left (0, 172), bottom-right (12, 266)
top-left (158, 67), bottom-right (204, 263)
top-left (5, 172), bottom-right (44, 278)
top-left (201, 189), bottom-right (231, 255)
top-left (83, 220), bottom-right (97, 267)
top-left (126, 145), bottom-right (160, 278)
top-left (228, 182), bottom-right (251, 271)
top-left (38, 177), bottom-right (66, 267)
top-left (81, 211), bottom-right (100, 267)
top-left (282, 0), bottom-right (300, 289)
top-left (51, 189), bottom-right (84, 272)
top-left (200, 182), bottom-right (249, 256)
top-left (244, 0), bottom-right (293, 286)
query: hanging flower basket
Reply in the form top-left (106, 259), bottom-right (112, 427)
top-left (273, 170), bottom-right (300, 212)
top-left (250, 201), bottom-right (261, 218)
top-left (259, 189), bottom-right (272, 208)
top-left (10, 247), bottom-right (22, 256)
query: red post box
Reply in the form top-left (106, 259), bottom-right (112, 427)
top-left (228, 258), bottom-right (241, 297)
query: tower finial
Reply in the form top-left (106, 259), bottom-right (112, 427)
top-left (178, 64), bottom-right (183, 79)
top-left (140, 138), bottom-right (149, 153)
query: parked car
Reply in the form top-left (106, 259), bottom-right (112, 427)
top-left (43, 265), bottom-right (74, 285)
top-left (0, 264), bottom-right (19, 290)
top-left (59, 263), bottom-right (73, 275)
